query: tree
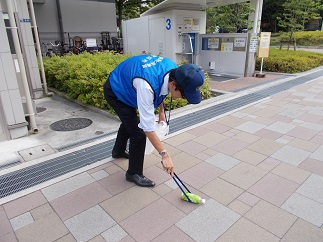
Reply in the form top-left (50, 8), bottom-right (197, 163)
top-left (277, 0), bottom-right (322, 42)
top-left (115, 0), bottom-right (164, 36)
top-left (206, 2), bottom-right (254, 33)
top-left (261, 0), bottom-right (286, 32)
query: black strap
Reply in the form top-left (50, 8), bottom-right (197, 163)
top-left (162, 96), bottom-right (172, 126)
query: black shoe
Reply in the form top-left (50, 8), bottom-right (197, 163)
top-left (126, 172), bottom-right (155, 187)
top-left (112, 150), bottom-right (129, 159)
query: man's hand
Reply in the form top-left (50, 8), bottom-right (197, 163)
top-left (161, 152), bottom-right (174, 177)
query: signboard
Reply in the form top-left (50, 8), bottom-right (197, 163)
top-left (208, 38), bottom-right (219, 49)
top-left (221, 42), bottom-right (233, 52)
top-left (234, 38), bottom-right (246, 47)
top-left (249, 36), bottom-right (258, 53)
top-left (258, 32), bottom-right (271, 58)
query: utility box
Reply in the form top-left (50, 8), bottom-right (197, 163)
top-left (122, 8), bottom-right (206, 64)
top-left (198, 33), bottom-right (249, 77)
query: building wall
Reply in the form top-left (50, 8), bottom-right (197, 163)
top-left (34, 0), bottom-right (118, 46)
top-left (122, 9), bottom-right (206, 64)
top-left (0, 0), bottom-right (29, 140)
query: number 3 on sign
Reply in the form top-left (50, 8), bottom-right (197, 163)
top-left (166, 18), bottom-right (171, 30)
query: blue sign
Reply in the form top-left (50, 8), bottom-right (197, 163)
top-left (166, 18), bottom-right (171, 30)
top-left (20, 19), bottom-right (30, 23)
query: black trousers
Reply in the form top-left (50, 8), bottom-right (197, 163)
top-left (103, 78), bottom-right (146, 175)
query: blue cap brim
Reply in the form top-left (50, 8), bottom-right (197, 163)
top-left (184, 89), bottom-right (202, 104)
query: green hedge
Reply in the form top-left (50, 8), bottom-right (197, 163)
top-left (256, 48), bottom-right (323, 73)
top-left (271, 31), bottom-right (323, 47)
top-left (43, 52), bottom-right (211, 114)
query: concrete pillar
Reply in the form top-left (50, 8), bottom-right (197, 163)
top-left (244, 0), bottom-right (263, 77)
top-left (16, 0), bottom-right (43, 99)
top-left (0, 0), bottom-right (29, 140)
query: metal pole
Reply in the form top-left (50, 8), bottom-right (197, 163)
top-left (28, 0), bottom-right (49, 96)
top-left (253, 0), bottom-right (260, 34)
top-left (5, 0), bottom-right (38, 133)
top-left (260, 57), bottom-right (264, 74)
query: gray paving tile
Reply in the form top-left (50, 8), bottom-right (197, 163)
top-left (120, 199), bottom-right (185, 242)
top-left (41, 172), bottom-right (95, 201)
top-left (10, 212), bottom-right (34, 231)
top-left (216, 217), bottom-right (280, 242)
top-left (164, 179), bottom-right (178, 190)
top-left (310, 146), bottom-right (323, 161)
top-left (281, 218), bottom-right (323, 242)
top-left (296, 174), bottom-right (323, 204)
top-left (271, 145), bottom-right (311, 166)
top-left (279, 109), bottom-right (304, 119)
top-left (91, 170), bottom-right (109, 180)
top-left (266, 121), bottom-right (296, 134)
top-left (281, 193), bottom-right (323, 227)
top-left (244, 200), bottom-right (297, 238)
top-left (176, 199), bottom-right (240, 242)
top-left (101, 224), bottom-right (128, 242)
top-left (300, 121), bottom-right (323, 131)
top-left (236, 121), bottom-right (266, 134)
top-left (206, 153), bottom-right (240, 171)
top-left (64, 205), bottom-right (116, 242)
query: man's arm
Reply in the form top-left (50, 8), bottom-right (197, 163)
top-left (158, 103), bottom-right (166, 123)
top-left (145, 131), bottom-right (174, 176)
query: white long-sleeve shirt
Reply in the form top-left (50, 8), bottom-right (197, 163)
top-left (133, 74), bottom-right (169, 132)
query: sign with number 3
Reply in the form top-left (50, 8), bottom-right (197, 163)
top-left (166, 18), bottom-right (171, 30)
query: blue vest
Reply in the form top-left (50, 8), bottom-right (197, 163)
top-left (109, 55), bottom-right (177, 108)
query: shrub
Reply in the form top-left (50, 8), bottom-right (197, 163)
top-left (42, 52), bottom-right (211, 115)
top-left (256, 48), bottom-right (323, 73)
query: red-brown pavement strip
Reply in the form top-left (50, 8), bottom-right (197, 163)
top-left (209, 73), bottom-right (284, 92)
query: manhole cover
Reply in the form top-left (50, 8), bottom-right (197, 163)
top-left (50, 118), bottom-right (92, 131)
top-left (36, 107), bottom-right (46, 113)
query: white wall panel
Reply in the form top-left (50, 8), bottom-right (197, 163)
top-left (1, 53), bottom-right (19, 90)
top-left (9, 89), bottom-right (26, 123)
top-left (0, 91), bottom-right (15, 125)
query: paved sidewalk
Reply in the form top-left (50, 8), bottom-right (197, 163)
top-left (1, 73), bottom-right (323, 241)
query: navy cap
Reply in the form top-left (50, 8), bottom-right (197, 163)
top-left (175, 64), bottom-right (204, 104)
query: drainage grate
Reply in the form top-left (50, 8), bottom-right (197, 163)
top-left (50, 118), bottom-right (92, 131)
top-left (1, 70), bottom-right (322, 199)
